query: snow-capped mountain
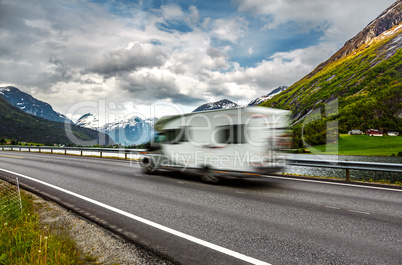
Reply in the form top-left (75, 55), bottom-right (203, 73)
top-left (247, 86), bottom-right (288, 106)
top-left (76, 113), bottom-right (156, 146)
top-left (76, 113), bottom-right (99, 130)
top-left (101, 117), bottom-right (156, 146)
top-left (192, 89), bottom-right (289, 113)
top-left (0, 86), bottom-right (74, 124)
top-left (192, 99), bottom-right (239, 112)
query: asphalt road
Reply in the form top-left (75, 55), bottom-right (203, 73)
top-left (0, 151), bottom-right (401, 264)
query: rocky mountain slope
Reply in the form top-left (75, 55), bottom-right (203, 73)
top-left (307, 0), bottom-right (402, 78)
top-left (192, 99), bottom-right (239, 112)
top-left (0, 86), bottom-right (74, 124)
top-left (247, 86), bottom-right (288, 106)
top-left (77, 113), bottom-right (155, 146)
top-left (261, 1), bottom-right (402, 147)
top-left (101, 117), bottom-right (155, 146)
top-left (191, 86), bottom-right (288, 111)
top-left (0, 96), bottom-right (114, 145)
top-left (76, 113), bottom-right (99, 130)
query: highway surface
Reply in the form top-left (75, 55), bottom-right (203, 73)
top-left (0, 151), bottom-right (401, 264)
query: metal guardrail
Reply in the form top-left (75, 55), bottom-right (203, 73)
top-left (287, 158), bottom-right (402, 172)
top-left (287, 158), bottom-right (402, 181)
top-left (0, 145), bottom-right (147, 159)
top-left (1, 145), bottom-right (401, 181)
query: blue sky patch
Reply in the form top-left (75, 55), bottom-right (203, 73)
top-left (156, 20), bottom-right (193, 33)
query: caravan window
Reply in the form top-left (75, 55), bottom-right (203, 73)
top-left (216, 124), bottom-right (245, 144)
top-left (153, 132), bottom-right (166, 143)
top-left (164, 127), bottom-right (188, 144)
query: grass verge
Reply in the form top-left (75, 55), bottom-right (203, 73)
top-left (0, 188), bottom-right (94, 265)
top-left (312, 134), bottom-right (402, 156)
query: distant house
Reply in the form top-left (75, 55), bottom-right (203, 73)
top-left (366, 129), bottom-right (383, 136)
top-left (387, 132), bottom-right (399, 136)
top-left (348, 130), bottom-right (363, 135)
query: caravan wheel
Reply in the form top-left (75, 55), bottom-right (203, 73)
top-left (201, 169), bottom-right (220, 183)
top-left (141, 157), bottom-right (156, 174)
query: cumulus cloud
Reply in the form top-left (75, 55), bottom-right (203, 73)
top-left (0, 0), bottom-right (395, 122)
top-left (236, 42), bottom-right (338, 89)
top-left (188, 6), bottom-right (199, 25)
top-left (233, 0), bottom-right (396, 41)
top-left (206, 47), bottom-right (224, 58)
top-left (211, 17), bottom-right (248, 43)
top-left (87, 42), bottom-right (167, 78)
top-left (187, 41), bottom-right (338, 103)
top-left (161, 4), bottom-right (184, 20)
top-left (119, 70), bottom-right (203, 105)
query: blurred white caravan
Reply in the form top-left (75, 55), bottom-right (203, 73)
top-left (141, 106), bottom-right (291, 183)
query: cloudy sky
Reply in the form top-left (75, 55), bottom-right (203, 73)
top-left (0, 0), bottom-right (396, 123)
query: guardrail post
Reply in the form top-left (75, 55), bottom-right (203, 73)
top-left (81, 150), bottom-right (83, 156)
top-left (28, 147), bottom-right (30, 152)
top-left (100, 151), bottom-right (102, 158)
top-left (38, 148), bottom-right (41, 153)
top-left (51, 149), bottom-right (53, 154)
top-left (345, 169), bottom-right (350, 182)
top-left (125, 153), bottom-right (128, 160)
top-left (64, 150), bottom-right (67, 155)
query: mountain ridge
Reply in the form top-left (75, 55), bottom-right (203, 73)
top-left (261, 1), bottom-right (402, 147)
top-left (76, 113), bottom-right (99, 130)
top-left (307, 0), bottom-right (402, 78)
top-left (247, 86), bottom-right (288, 106)
top-left (192, 99), bottom-right (239, 112)
top-left (76, 113), bottom-right (156, 146)
top-left (0, 96), bottom-right (114, 145)
top-left (0, 86), bottom-right (74, 124)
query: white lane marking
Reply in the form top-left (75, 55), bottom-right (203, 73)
top-left (0, 168), bottom-right (271, 265)
top-left (235, 191), bottom-right (246, 194)
top-left (348, 210), bottom-right (370, 215)
top-left (265, 175), bottom-right (402, 192)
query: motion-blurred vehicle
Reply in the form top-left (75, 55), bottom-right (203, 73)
top-left (141, 106), bottom-right (291, 183)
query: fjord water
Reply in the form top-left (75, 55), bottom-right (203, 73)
top-left (283, 154), bottom-right (402, 183)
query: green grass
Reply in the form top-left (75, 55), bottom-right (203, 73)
top-left (313, 134), bottom-right (402, 155)
top-left (0, 139), bottom-right (45, 146)
top-left (0, 188), bottom-right (93, 265)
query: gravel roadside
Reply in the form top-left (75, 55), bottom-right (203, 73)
top-left (31, 191), bottom-right (174, 265)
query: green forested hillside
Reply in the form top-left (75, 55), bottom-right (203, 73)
top-left (0, 96), bottom-right (113, 146)
top-left (261, 30), bottom-right (402, 148)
